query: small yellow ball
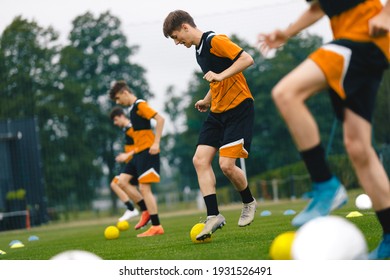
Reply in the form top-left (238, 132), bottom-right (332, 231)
top-left (269, 231), bottom-right (296, 260)
top-left (104, 226), bottom-right (120, 240)
top-left (116, 220), bottom-right (130, 231)
top-left (190, 223), bottom-right (212, 244)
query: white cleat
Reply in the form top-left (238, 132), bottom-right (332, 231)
top-left (196, 214), bottom-right (226, 241)
top-left (238, 198), bottom-right (257, 227)
top-left (118, 208), bottom-right (139, 221)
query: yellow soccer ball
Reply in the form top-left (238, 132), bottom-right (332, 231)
top-left (190, 223), bottom-right (212, 244)
top-left (116, 220), bottom-right (130, 231)
top-left (269, 231), bottom-right (296, 260)
top-left (104, 226), bottom-right (120, 240)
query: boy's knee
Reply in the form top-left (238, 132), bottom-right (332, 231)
top-left (344, 139), bottom-right (370, 165)
top-left (193, 154), bottom-right (206, 169)
top-left (272, 83), bottom-right (293, 109)
top-left (219, 160), bottom-right (234, 176)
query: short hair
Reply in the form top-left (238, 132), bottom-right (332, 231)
top-left (109, 80), bottom-right (131, 100)
top-left (163, 10), bottom-right (196, 38)
top-left (110, 106), bottom-right (125, 120)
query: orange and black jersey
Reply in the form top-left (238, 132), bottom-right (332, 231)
top-left (307, 0), bottom-right (365, 17)
top-left (196, 31), bottom-right (253, 114)
top-left (308, 0), bottom-right (389, 62)
top-left (123, 122), bottom-right (135, 162)
top-left (128, 99), bottom-right (157, 153)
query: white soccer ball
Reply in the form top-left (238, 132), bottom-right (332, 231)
top-left (355, 194), bottom-right (372, 210)
top-left (50, 250), bottom-right (102, 260)
top-left (292, 216), bottom-right (368, 260)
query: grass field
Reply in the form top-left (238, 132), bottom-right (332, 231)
top-left (0, 190), bottom-right (382, 260)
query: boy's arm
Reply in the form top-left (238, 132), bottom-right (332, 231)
top-left (149, 113), bottom-right (165, 155)
top-left (258, 2), bottom-right (324, 51)
top-left (116, 151), bottom-right (135, 162)
top-left (203, 51), bottom-right (254, 82)
top-left (369, 0), bottom-right (390, 36)
top-left (281, 1), bottom-right (324, 39)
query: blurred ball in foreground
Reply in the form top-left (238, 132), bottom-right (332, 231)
top-left (51, 250), bottom-right (102, 260)
top-left (292, 216), bottom-right (367, 260)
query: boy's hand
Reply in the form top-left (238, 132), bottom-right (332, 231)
top-left (195, 99), bottom-right (210, 112)
top-left (149, 142), bottom-right (160, 155)
top-left (203, 71), bottom-right (222, 82)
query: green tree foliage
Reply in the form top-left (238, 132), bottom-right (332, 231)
top-left (0, 12), bottom-right (151, 213)
top-left (0, 16), bottom-right (59, 118)
top-left (54, 11), bottom-right (152, 210)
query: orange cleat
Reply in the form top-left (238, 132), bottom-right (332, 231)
top-left (134, 211), bottom-right (151, 230)
top-left (137, 225), bottom-right (164, 237)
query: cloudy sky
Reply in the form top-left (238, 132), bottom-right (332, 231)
top-left (0, 0), bottom-right (332, 126)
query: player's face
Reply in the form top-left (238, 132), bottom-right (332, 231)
top-left (170, 25), bottom-right (192, 48)
top-left (114, 91), bottom-right (129, 106)
top-left (112, 115), bottom-right (125, 128)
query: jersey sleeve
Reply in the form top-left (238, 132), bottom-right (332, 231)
top-left (210, 34), bottom-right (243, 61)
top-left (137, 101), bottom-right (157, 120)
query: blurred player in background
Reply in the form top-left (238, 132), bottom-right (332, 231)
top-left (258, 0), bottom-right (390, 259)
top-left (109, 106), bottom-right (149, 224)
top-left (163, 10), bottom-right (257, 241)
top-left (109, 81), bottom-right (165, 237)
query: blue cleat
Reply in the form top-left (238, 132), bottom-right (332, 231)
top-left (368, 234), bottom-right (390, 260)
top-left (292, 176), bottom-right (348, 227)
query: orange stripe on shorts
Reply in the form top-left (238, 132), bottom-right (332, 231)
top-left (219, 138), bottom-right (248, 158)
top-left (309, 44), bottom-right (352, 100)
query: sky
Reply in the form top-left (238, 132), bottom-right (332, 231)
top-left (0, 0), bottom-right (332, 130)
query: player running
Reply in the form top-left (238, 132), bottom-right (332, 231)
top-left (163, 10), bottom-right (257, 241)
top-left (258, 0), bottom-right (390, 259)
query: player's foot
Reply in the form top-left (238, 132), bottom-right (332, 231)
top-left (292, 176), bottom-right (348, 227)
top-left (118, 208), bottom-right (139, 221)
top-left (134, 211), bottom-right (150, 230)
top-left (368, 234), bottom-right (390, 260)
top-left (137, 225), bottom-right (164, 237)
top-left (238, 198), bottom-right (257, 227)
top-left (196, 214), bottom-right (226, 241)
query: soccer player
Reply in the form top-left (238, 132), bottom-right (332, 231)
top-left (109, 81), bottom-right (165, 237)
top-left (257, 0), bottom-right (390, 259)
top-left (109, 106), bottom-right (149, 224)
top-left (163, 10), bottom-right (257, 241)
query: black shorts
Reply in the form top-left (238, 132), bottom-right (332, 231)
top-left (310, 39), bottom-right (388, 122)
top-left (112, 175), bottom-right (138, 186)
top-left (123, 149), bottom-right (160, 184)
top-left (197, 98), bottom-right (254, 158)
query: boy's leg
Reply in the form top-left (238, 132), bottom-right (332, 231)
top-left (136, 183), bottom-right (164, 237)
top-left (193, 145), bottom-right (226, 240)
top-left (193, 145), bottom-right (218, 197)
top-left (343, 109), bottom-right (390, 259)
top-left (219, 156), bottom-right (256, 226)
top-left (272, 59), bottom-right (326, 150)
top-left (272, 59), bottom-right (347, 227)
top-left (111, 176), bottom-right (140, 221)
top-left (117, 173), bottom-right (149, 225)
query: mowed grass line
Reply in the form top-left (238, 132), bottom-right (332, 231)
top-left (0, 197), bottom-right (382, 260)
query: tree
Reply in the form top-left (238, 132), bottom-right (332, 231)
top-left (57, 11), bottom-right (152, 211)
top-left (0, 16), bottom-right (60, 119)
top-left (0, 12), bottom-right (153, 214)
top-left (0, 16), bottom-right (67, 210)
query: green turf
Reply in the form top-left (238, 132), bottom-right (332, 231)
top-left (0, 194), bottom-right (382, 260)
